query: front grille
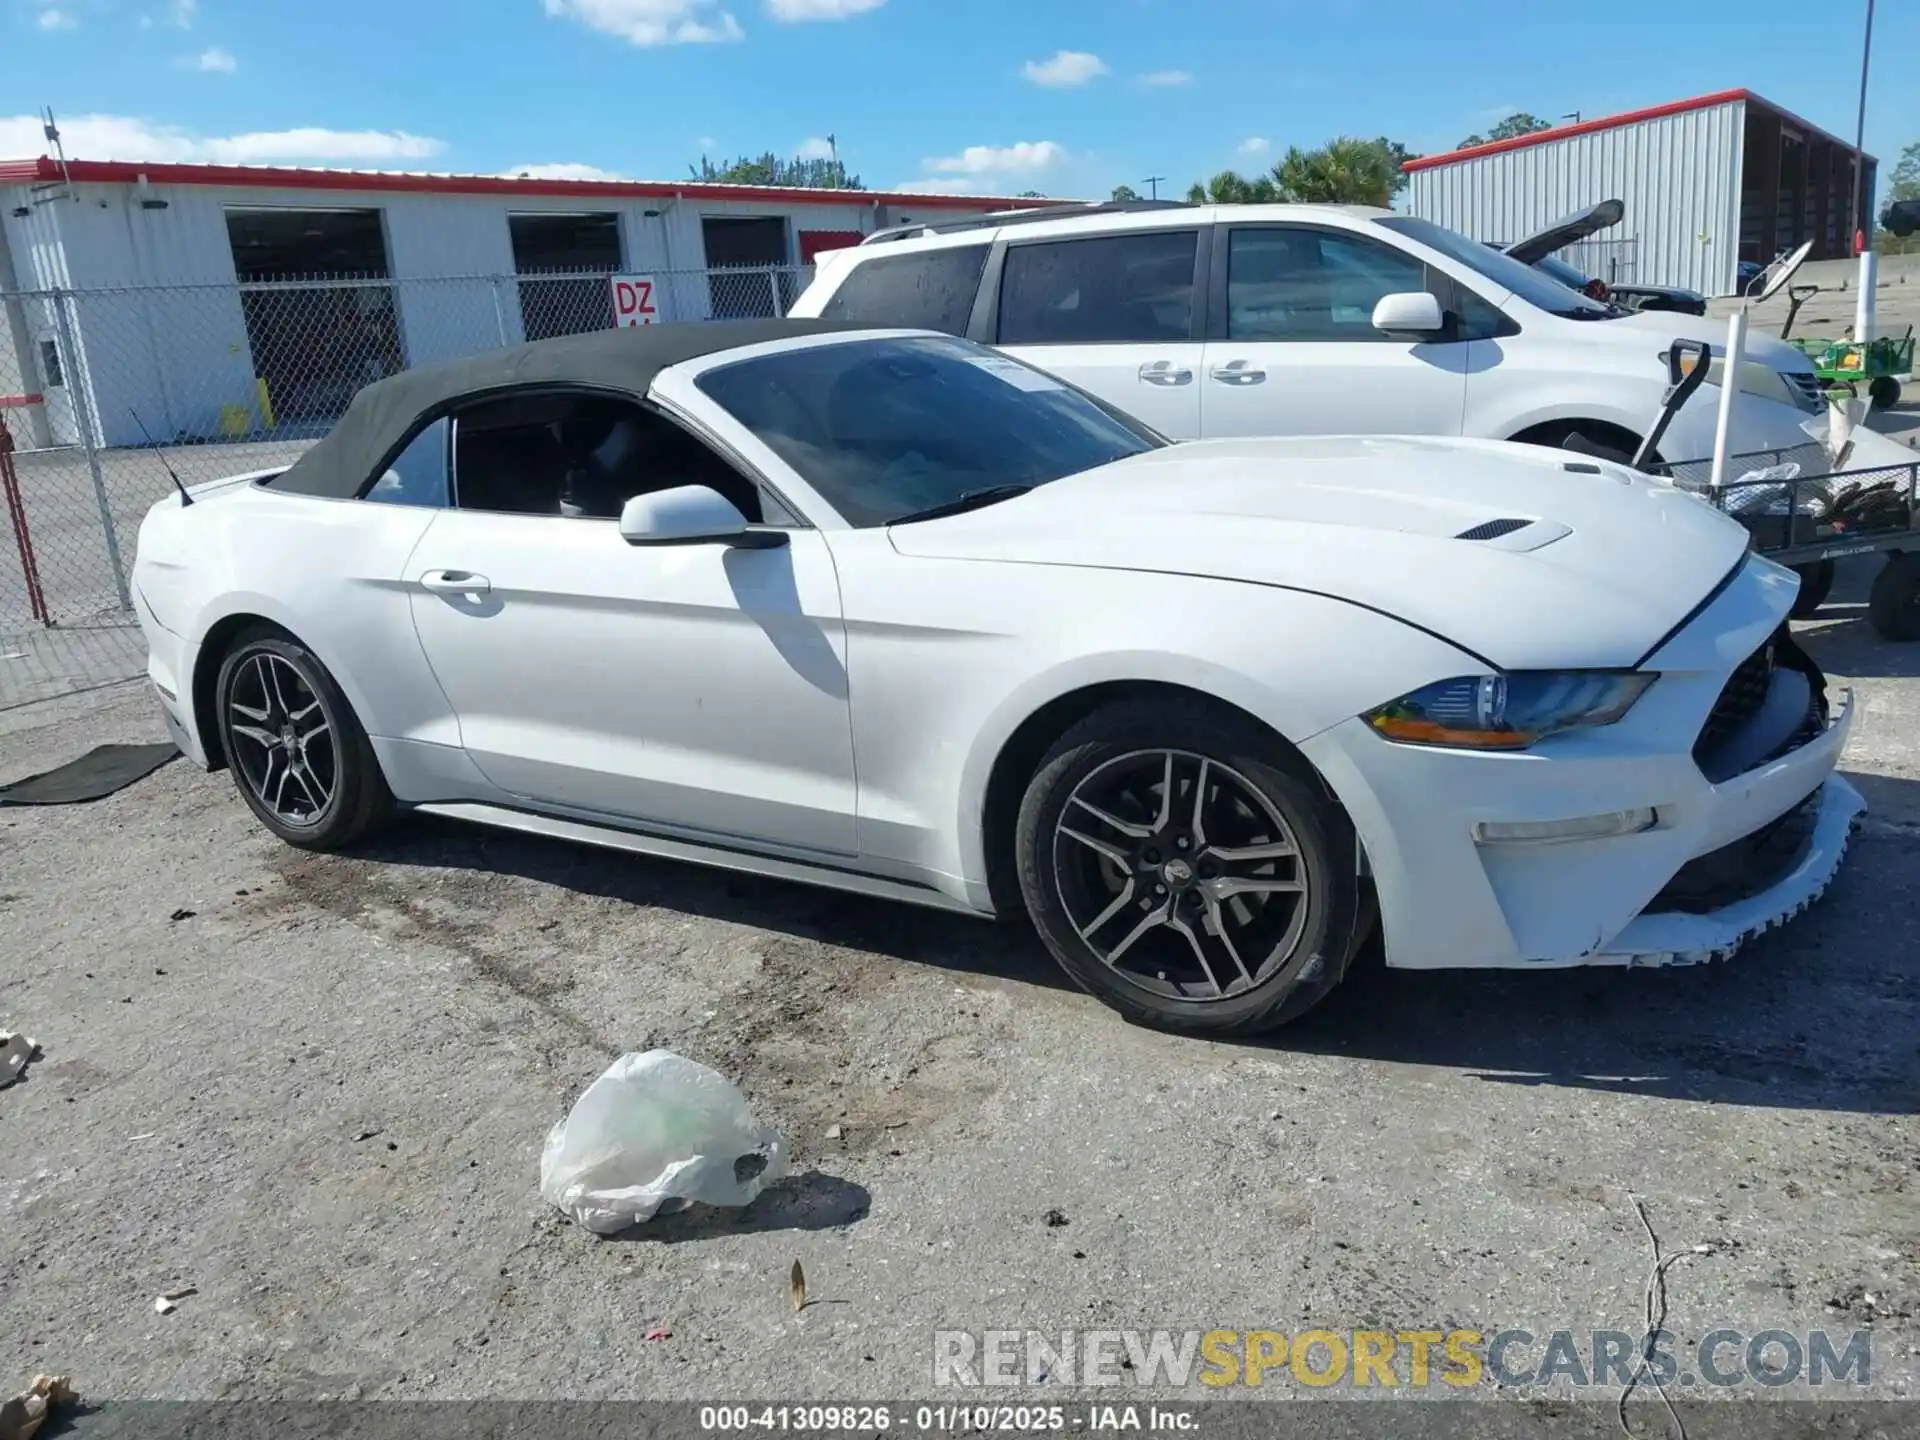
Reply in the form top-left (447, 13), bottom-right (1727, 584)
top-left (1694, 634), bottom-right (1778, 761)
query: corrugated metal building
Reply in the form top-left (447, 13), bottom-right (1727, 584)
top-left (1404, 89), bottom-right (1876, 299)
top-left (0, 159), bottom-right (1040, 447)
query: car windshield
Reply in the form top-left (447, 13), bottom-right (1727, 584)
top-left (1534, 254), bottom-right (1592, 289)
top-left (1376, 216), bottom-right (1618, 320)
top-left (695, 335), bottom-right (1161, 526)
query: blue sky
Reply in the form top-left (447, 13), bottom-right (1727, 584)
top-left (6, 0), bottom-right (1915, 200)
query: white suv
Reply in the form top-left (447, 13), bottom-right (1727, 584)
top-left (791, 202), bottom-right (1891, 470)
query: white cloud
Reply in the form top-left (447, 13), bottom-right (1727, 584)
top-left (1021, 50), bottom-right (1106, 88)
top-left (766, 0), bottom-right (882, 18)
top-left (696, 134), bottom-right (719, 150)
top-left (502, 162), bottom-right (627, 181)
top-left (543, 0), bottom-right (743, 45)
top-left (904, 139), bottom-right (1066, 194)
top-left (1139, 69), bottom-right (1191, 87)
top-left (0, 113), bottom-right (447, 164)
top-left (1236, 136), bottom-right (1270, 156)
top-left (190, 46), bottom-right (237, 72)
top-left (170, 0), bottom-right (197, 25)
top-left (926, 140), bottom-right (1065, 176)
top-left (796, 136), bottom-right (835, 161)
top-left (37, 8), bottom-right (77, 30)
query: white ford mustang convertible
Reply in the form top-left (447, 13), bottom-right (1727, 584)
top-left (132, 321), bottom-right (1863, 1034)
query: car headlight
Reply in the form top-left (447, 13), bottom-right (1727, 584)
top-left (1664, 349), bottom-right (1819, 413)
top-left (1363, 671), bottom-right (1658, 750)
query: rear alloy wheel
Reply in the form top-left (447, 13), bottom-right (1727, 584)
top-left (215, 629), bottom-right (392, 849)
top-left (1015, 699), bottom-right (1365, 1035)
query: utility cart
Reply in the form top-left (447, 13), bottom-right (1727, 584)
top-left (1651, 444), bottom-right (1920, 639)
top-left (1573, 331), bottom-right (1920, 641)
top-left (1786, 326), bottom-right (1914, 411)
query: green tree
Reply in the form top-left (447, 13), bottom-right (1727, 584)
top-left (1270, 136), bottom-right (1406, 206)
top-left (1184, 169), bottom-right (1280, 204)
top-left (689, 152), bottom-right (865, 190)
top-left (1457, 111), bottom-right (1554, 149)
top-left (1110, 183), bottom-right (1141, 202)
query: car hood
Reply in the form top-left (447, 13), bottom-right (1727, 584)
top-left (1610, 308), bottom-right (1812, 372)
top-left (886, 437), bottom-right (1753, 671)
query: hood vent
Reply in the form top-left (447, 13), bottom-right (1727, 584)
top-left (1455, 517), bottom-right (1532, 542)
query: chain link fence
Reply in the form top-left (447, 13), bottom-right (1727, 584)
top-left (0, 264), bottom-right (810, 703)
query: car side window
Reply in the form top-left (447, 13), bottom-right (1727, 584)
top-left (819, 244), bottom-right (989, 335)
top-left (449, 391), bottom-right (768, 524)
top-left (361, 416), bottom-right (450, 508)
top-left (997, 230), bottom-right (1198, 346)
top-left (1226, 227), bottom-right (1435, 342)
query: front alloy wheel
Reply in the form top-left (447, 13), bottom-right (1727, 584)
top-left (1015, 698), bottom-right (1367, 1035)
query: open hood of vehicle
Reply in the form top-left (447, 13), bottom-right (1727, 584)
top-left (886, 436), bottom-right (1755, 671)
top-left (1505, 198), bottom-right (1624, 265)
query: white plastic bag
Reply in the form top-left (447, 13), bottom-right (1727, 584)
top-left (540, 1050), bottom-right (788, 1234)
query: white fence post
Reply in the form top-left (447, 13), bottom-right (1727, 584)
top-left (53, 288), bottom-right (132, 612)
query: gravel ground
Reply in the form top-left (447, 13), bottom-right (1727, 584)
top-left (1, 562), bottom-right (1917, 1427)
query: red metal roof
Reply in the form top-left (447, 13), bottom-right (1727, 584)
top-left (0, 156), bottom-right (1056, 210)
top-left (1403, 88), bottom-right (1874, 173)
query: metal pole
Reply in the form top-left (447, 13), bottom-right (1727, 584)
top-left (490, 275), bottom-right (510, 346)
top-left (767, 268), bottom-right (783, 317)
top-left (1848, 0), bottom-right (1874, 255)
top-left (53, 288), bottom-right (131, 612)
top-left (1709, 310), bottom-right (1748, 490)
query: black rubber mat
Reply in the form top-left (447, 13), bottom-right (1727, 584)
top-left (0, 743), bottom-right (178, 806)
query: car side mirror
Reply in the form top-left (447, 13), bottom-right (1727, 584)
top-left (618, 485), bottom-right (788, 549)
top-left (1372, 291), bottom-right (1447, 336)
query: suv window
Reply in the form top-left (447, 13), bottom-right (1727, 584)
top-left (820, 244), bottom-right (989, 335)
top-left (1226, 227), bottom-right (1434, 342)
top-left (998, 230), bottom-right (1198, 346)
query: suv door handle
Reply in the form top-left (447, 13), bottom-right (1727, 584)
top-left (1209, 360), bottom-right (1267, 386)
top-left (420, 569), bottom-right (491, 595)
top-left (1138, 360), bottom-right (1194, 386)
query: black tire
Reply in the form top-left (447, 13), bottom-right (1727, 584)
top-left (1869, 376), bottom-right (1901, 411)
top-left (1790, 559), bottom-right (1836, 618)
top-left (1014, 697), bottom-right (1366, 1036)
top-left (214, 627), bottom-right (392, 849)
top-left (1868, 552), bottom-right (1920, 642)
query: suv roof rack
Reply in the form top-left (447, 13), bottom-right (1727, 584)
top-left (860, 199), bottom-right (1193, 246)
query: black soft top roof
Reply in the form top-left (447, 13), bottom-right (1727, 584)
top-left (270, 318), bottom-right (870, 499)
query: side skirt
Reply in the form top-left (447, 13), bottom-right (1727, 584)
top-left (411, 801), bottom-right (992, 919)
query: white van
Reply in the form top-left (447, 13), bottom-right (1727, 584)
top-left (790, 202), bottom-right (1907, 472)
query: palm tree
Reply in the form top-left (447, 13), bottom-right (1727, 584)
top-left (1185, 170), bottom-right (1279, 204)
top-left (1269, 137), bottom-right (1400, 206)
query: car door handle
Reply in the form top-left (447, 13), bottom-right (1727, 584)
top-left (420, 569), bottom-right (491, 595)
top-left (1138, 360), bottom-right (1194, 386)
top-left (1209, 361), bottom-right (1267, 386)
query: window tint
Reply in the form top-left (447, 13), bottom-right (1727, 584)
top-left (696, 336), bottom-right (1159, 527)
top-left (449, 392), bottom-right (764, 522)
top-left (819, 245), bottom-right (989, 335)
top-left (1226, 227), bottom-right (1433, 342)
top-left (998, 230), bottom-right (1198, 345)
top-left (1451, 286), bottom-right (1510, 342)
top-left (362, 416), bottom-right (449, 508)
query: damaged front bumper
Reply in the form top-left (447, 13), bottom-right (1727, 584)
top-left (1302, 555), bottom-right (1866, 972)
top-left (1593, 773), bottom-right (1863, 967)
